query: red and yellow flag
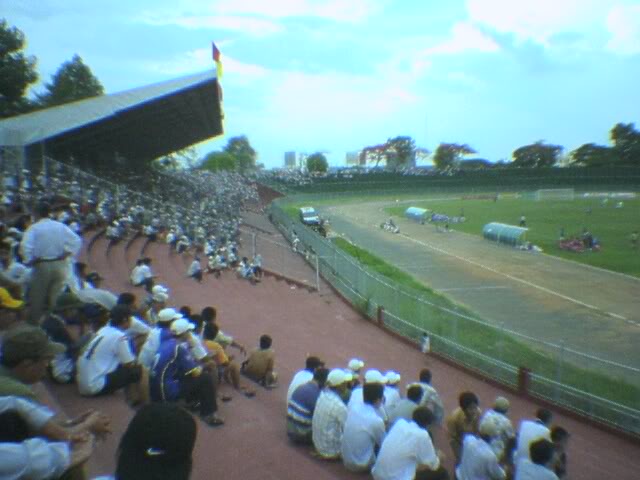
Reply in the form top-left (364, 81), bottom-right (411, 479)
top-left (212, 42), bottom-right (223, 79)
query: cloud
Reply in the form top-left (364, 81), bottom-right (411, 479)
top-left (142, 48), bottom-right (269, 81)
top-left (138, 13), bottom-right (282, 37)
top-left (269, 70), bottom-right (420, 122)
top-left (425, 22), bottom-right (500, 55)
top-left (607, 4), bottom-right (640, 55)
top-left (214, 0), bottom-right (383, 22)
top-left (466, 0), bottom-right (608, 45)
top-left (137, 0), bottom-right (382, 36)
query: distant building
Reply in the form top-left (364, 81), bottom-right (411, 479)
top-left (284, 151), bottom-right (296, 169)
top-left (345, 151), bottom-right (361, 166)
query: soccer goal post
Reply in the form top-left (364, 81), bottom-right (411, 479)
top-left (535, 188), bottom-right (575, 201)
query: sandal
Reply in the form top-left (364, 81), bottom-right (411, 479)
top-left (221, 395), bottom-right (233, 402)
top-left (202, 414), bottom-right (225, 427)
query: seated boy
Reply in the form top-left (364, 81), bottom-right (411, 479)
top-left (202, 322), bottom-right (254, 398)
top-left (241, 334), bottom-right (277, 388)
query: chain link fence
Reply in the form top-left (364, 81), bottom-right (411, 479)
top-left (269, 200), bottom-right (640, 437)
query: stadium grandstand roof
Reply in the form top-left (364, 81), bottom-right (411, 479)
top-left (0, 70), bottom-right (223, 163)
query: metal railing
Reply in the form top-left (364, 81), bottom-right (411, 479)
top-left (269, 200), bottom-right (640, 436)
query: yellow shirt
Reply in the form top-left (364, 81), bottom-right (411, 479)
top-left (204, 340), bottom-right (229, 365)
top-left (446, 407), bottom-right (479, 444)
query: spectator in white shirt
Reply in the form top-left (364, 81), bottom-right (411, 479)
top-left (144, 291), bottom-right (167, 325)
top-left (76, 305), bottom-right (143, 404)
top-left (457, 414), bottom-right (506, 480)
top-left (387, 384), bottom-right (423, 427)
top-left (417, 368), bottom-right (444, 425)
top-left (187, 257), bottom-right (203, 282)
top-left (251, 254), bottom-right (263, 280)
top-left (287, 355), bottom-right (324, 404)
top-left (514, 409), bottom-right (552, 464)
top-left (138, 307), bottom-right (208, 374)
top-left (312, 368), bottom-right (350, 460)
top-left (130, 258), bottom-right (155, 293)
top-left (514, 439), bottom-right (559, 480)
top-left (115, 292), bottom-right (151, 353)
top-left (383, 371), bottom-right (402, 415)
top-left (176, 236), bottom-right (190, 254)
top-left (341, 382), bottom-right (386, 472)
top-left (1, 255), bottom-right (31, 294)
top-left (348, 369), bottom-right (388, 423)
top-left (20, 202), bottom-right (82, 324)
top-left (480, 397), bottom-right (515, 462)
top-left (0, 396), bottom-right (96, 480)
top-left (372, 406), bottom-right (447, 480)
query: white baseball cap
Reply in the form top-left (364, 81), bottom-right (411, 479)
top-left (364, 369), bottom-right (387, 384)
top-left (152, 292), bottom-right (169, 303)
top-left (384, 371), bottom-right (401, 384)
top-left (479, 415), bottom-right (501, 438)
top-left (348, 358), bottom-right (365, 372)
top-left (152, 285), bottom-right (169, 295)
top-left (157, 308), bottom-right (182, 324)
top-left (171, 318), bottom-right (195, 336)
top-left (326, 368), bottom-right (348, 387)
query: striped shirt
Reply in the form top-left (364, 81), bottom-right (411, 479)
top-left (287, 381), bottom-right (320, 438)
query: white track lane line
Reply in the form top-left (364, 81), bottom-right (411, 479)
top-left (438, 286), bottom-right (511, 292)
top-left (398, 233), bottom-right (632, 323)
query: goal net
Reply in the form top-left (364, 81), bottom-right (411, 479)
top-left (535, 188), bottom-right (575, 201)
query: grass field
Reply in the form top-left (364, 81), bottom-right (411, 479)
top-left (385, 196), bottom-right (640, 277)
top-left (332, 237), bottom-right (639, 408)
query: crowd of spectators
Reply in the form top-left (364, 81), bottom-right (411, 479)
top-left (2, 161), bottom-right (258, 256)
top-left (1, 160), bottom-right (572, 480)
top-left (286, 356), bottom-right (569, 480)
top-left (0, 161), bottom-right (268, 479)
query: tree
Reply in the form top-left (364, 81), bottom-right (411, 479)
top-left (569, 143), bottom-right (618, 167)
top-left (306, 152), bottom-right (328, 173)
top-left (433, 143), bottom-right (476, 170)
top-left (511, 141), bottom-right (563, 168)
top-left (37, 54), bottom-right (104, 107)
top-left (360, 143), bottom-right (390, 167)
top-left (0, 19), bottom-right (38, 118)
top-left (386, 136), bottom-right (416, 170)
top-left (201, 151), bottom-right (237, 172)
top-left (610, 123), bottom-right (640, 166)
top-left (459, 158), bottom-right (492, 169)
top-left (223, 135), bottom-right (257, 172)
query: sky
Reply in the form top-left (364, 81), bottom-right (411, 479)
top-left (3, 0), bottom-right (640, 168)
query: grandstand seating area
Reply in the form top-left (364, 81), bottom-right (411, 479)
top-left (1, 164), bottom-right (640, 480)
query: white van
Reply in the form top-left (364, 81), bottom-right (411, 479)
top-left (299, 207), bottom-right (321, 226)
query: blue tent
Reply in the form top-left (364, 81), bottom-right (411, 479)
top-left (483, 222), bottom-right (528, 246)
top-left (405, 207), bottom-right (429, 223)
